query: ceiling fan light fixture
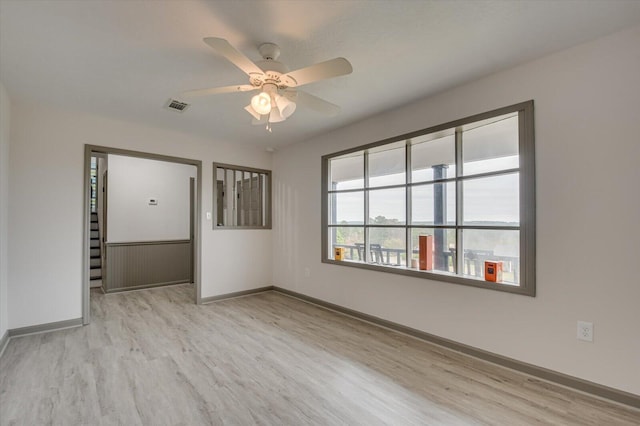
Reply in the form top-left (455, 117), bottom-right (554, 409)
top-left (275, 94), bottom-right (296, 118)
top-left (184, 37), bottom-right (353, 127)
top-left (244, 104), bottom-right (261, 120)
top-left (268, 107), bottom-right (286, 123)
top-left (251, 92), bottom-right (271, 115)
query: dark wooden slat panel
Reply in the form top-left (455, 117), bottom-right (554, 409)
top-left (105, 241), bottom-right (191, 292)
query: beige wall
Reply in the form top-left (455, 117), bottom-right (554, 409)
top-left (8, 103), bottom-right (273, 328)
top-left (0, 82), bottom-right (10, 340)
top-left (272, 25), bottom-right (640, 395)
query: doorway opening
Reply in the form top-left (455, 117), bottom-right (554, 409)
top-left (88, 154), bottom-right (107, 290)
top-left (82, 145), bottom-right (202, 325)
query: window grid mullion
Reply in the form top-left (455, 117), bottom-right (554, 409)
top-left (330, 224), bottom-right (516, 229)
top-left (455, 129), bottom-right (464, 275)
top-left (221, 167), bottom-right (227, 226)
top-left (248, 171), bottom-right (253, 226)
top-left (259, 173), bottom-right (264, 226)
top-left (327, 170), bottom-right (523, 194)
top-left (455, 168), bottom-right (520, 182)
top-left (329, 224), bottom-right (520, 230)
top-left (405, 139), bottom-right (412, 268)
top-left (364, 151), bottom-right (370, 263)
top-left (233, 170), bottom-right (242, 226)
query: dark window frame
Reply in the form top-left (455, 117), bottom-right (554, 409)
top-left (321, 101), bottom-right (535, 296)
top-left (213, 162), bottom-right (272, 230)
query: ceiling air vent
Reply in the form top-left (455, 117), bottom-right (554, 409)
top-left (165, 99), bottom-right (190, 113)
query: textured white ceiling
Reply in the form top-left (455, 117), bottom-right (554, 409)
top-left (2, 0), bottom-right (640, 150)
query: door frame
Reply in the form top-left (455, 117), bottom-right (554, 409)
top-left (101, 169), bottom-right (108, 287)
top-left (82, 145), bottom-right (203, 325)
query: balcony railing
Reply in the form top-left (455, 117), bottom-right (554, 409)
top-left (333, 244), bottom-right (520, 283)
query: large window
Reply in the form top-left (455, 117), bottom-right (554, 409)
top-left (213, 163), bottom-right (271, 229)
top-left (322, 101), bottom-right (535, 295)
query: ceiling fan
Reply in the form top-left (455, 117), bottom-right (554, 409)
top-left (182, 37), bottom-right (353, 129)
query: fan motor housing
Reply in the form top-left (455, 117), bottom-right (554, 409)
top-left (256, 60), bottom-right (289, 74)
top-left (252, 60), bottom-right (291, 89)
top-left (258, 43), bottom-right (281, 60)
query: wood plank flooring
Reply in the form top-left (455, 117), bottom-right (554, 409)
top-left (1, 284), bottom-right (639, 425)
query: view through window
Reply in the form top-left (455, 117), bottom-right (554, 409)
top-left (322, 101), bottom-right (535, 295)
top-left (213, 163), bottom-right (271, 229)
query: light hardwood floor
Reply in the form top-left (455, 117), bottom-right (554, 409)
top-left (1, 284), bottom-right (638, 425)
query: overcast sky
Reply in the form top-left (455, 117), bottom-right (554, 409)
top-left (334, 156), bottom-right (519, 224)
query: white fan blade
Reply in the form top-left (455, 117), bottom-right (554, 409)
top-left (281, 57), bottom-right (352, 87)
top-left (295, 90), bottom-right (341, 116)
top-left (182, 84), bottom-right (256, 98)
top-left (204, 37), bottom-right (264, 77)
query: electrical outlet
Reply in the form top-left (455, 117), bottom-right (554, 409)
top-left (577, 321), bottom-right (593, 342)
top-left (304, 267), bottom-right (311, 278)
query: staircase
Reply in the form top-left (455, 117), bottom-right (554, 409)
top-left (90, 212), bottom-right (102, 283)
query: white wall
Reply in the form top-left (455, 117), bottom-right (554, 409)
top-left (272, 25), bottom-right (640, 395)
top-left (107, 155), bottom-right (196, 243)
top-left (8, 104), bottom-right (273, 329)
top-left (0, 82), bottom-right (10, 339)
